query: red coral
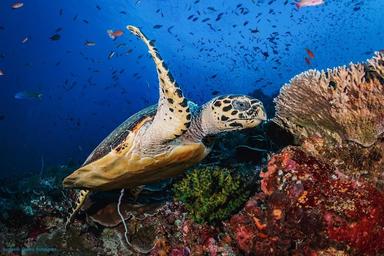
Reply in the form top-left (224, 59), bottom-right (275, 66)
top-left (228, 147), bottom-right (384, 255)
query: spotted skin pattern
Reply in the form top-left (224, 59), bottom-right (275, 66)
top-left (127, 25), bottom-right (191, 141)
top-left (208, 95), bottom-right (266, 131)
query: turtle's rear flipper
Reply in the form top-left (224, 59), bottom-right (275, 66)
top-left (65, 189), bottom-right (89, 229)
top-left (127, 25), bottom-right (191, 145)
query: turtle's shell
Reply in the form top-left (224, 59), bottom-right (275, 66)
top-left (63, 104), bottom-right (209, 191)
top-left (83, 104), bottom-right (157, 166)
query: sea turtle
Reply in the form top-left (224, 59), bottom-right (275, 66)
top-left (63, 25), bottom-right (267, 227)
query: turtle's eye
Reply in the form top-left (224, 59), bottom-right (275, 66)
top-left (232, 100), bottom-right (251, 111)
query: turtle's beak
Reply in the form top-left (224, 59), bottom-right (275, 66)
top-left (255, 104), bottom-right (267, 122)
top-left (259, 109), bottom-right (267, 121)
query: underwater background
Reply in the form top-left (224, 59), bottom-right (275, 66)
top-left (0, 0), bottom-right (383, 176)
top-left (2, 1), bottom-right (384, 255)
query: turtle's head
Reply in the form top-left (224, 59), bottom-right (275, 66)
top-left (202, 95), bottom-right (267, 134)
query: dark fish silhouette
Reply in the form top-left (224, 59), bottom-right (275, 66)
top-left (216, 13), bottom-right (224, 21)
top-left (167, 26), bottom-right (174, 34)
top-left (153, 24), bottom-right (162, 29)
top-left (50, 34), bottom-right (61, 41)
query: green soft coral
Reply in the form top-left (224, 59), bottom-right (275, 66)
top-left (173, 166), bottom-right (250, 224)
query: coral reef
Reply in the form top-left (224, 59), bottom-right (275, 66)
top-left (173, 166), bottom-right (252, 224)
top-left (273, 52), bottom-right (384, 188)
top-left (227, 147), bottom-right (384, 255)
top-left (2, 144), bottom-right (384, 255)
top-left (274, 51), bottom-right (384, 147)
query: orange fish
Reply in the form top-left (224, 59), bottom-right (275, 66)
top-left (305, 57), bottom-right (311, 65)
top-left (107, 29), bottom-right (124, 40)
top-left (11, 2), bottom-right (24, 9)
top-left (305, 48), bottom-right (315, 59)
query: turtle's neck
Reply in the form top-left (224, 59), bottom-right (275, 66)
top-left (183, 110), bottom-right (205, 142)
top-left (181, 103), bottom-right (218, 143)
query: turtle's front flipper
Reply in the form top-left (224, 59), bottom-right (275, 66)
top-left (65, 189), bottom-right (89, 229)
top-left (127, 25), bottom-right (191, 144)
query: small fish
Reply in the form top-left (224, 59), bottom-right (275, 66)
top-left (15, 91), bottom-right (43, 100)
top-left (84, 40), bottom-right (96, 47)
top-left (215, 12), bottom-right (224, 21)
top-left (11, 2), bottom-right (24, 9)
top-left (250, 28), bottom-right (259, 33)
top-left (107, 29), bottom-right (124, 40)
top-left (0, 69), bottom-right (4, 76)
top-left (211, 90), bottom-right (219, 95)
top-left (108, 51), bottom-right (116, 59)
top-left (167, 26), bottom-right (174, 34)
top-left (305, 57), bottom-right (311, 65)
top-left (153, 24), bottom-right (162, 29)
top-left (296, 0), bottom-right (324, 8)
top-left (305, 48), bottom-right (315, 58)
top-left (50, 34), bottom-right (61, 41)
top-left (21, 36), bottom-right (29, 44)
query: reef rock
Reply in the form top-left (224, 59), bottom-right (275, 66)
top-left (227, 147), bottom-right (384, 255)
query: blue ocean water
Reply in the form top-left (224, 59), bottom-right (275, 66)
top-left (0, 0), bottom-right (383, 176)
